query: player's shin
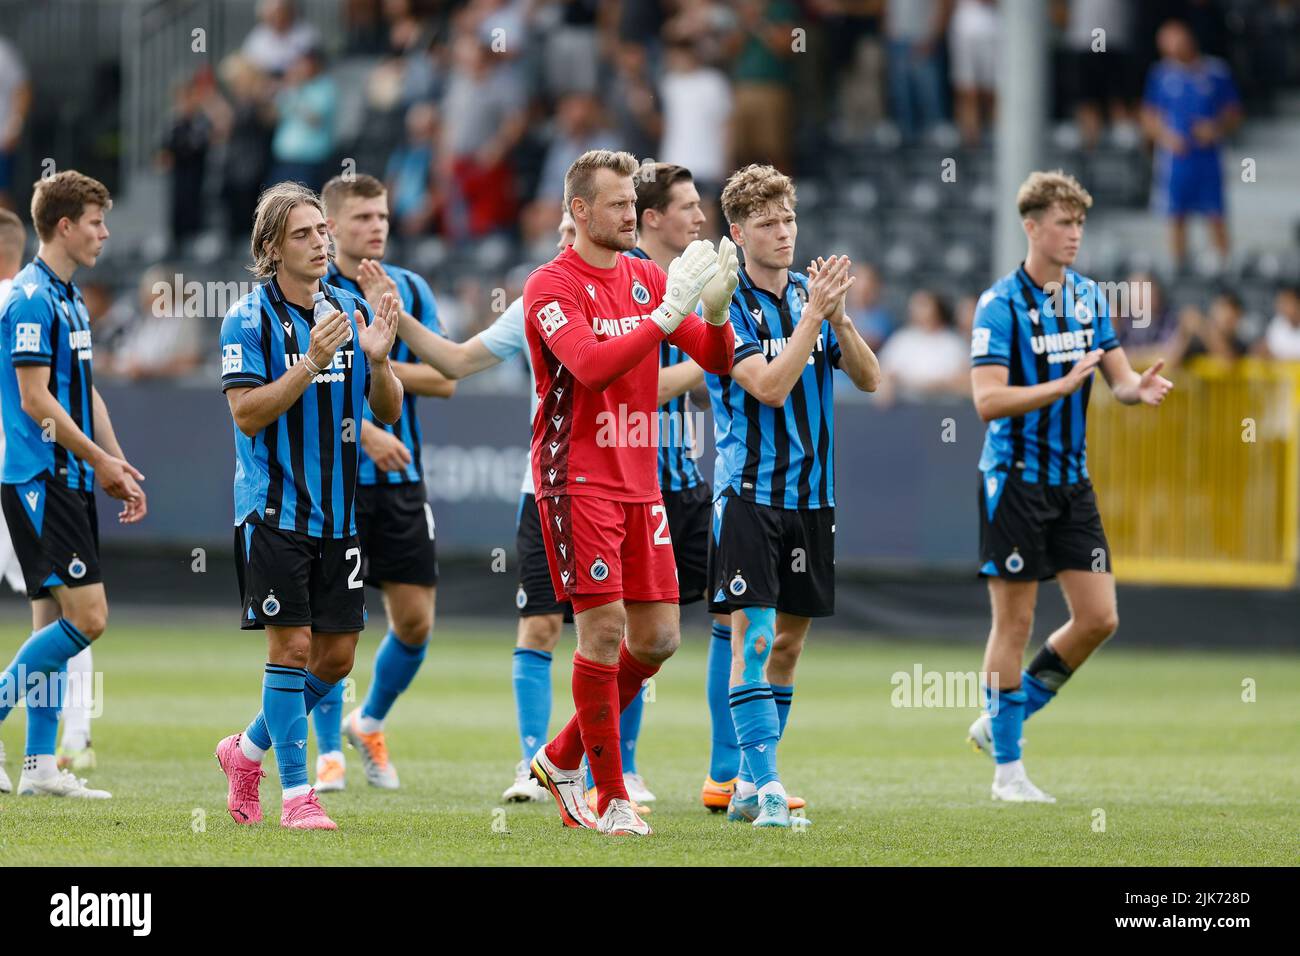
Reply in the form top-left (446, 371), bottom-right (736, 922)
top-left (59, 646), bottom-right (94, 753)
top-left (707, 622), bottom-right (740, 782)
top-left (24, 662), bottom-right (64, 778)
top-left (985, 683), bottom-right (1028, 766)
top-left (307, 671), bottom-right (343, 746)
top-left (512, 647), bottom-right (552, 762)
top-left (263, 665), bottom-right (310, 797)
top-left (569, 654), bottom-right (627, 814)
top-left (361, 630), bottom-right (427, 727)
top-left (730, 608), bottom-right (784, 799)
top-left (1022, 642), bottom-right (1074, 721)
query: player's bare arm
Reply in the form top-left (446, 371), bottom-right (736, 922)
top-left (356, 258), bottom-right (455, 398)
top-left (226, 307), bottom-right (352, 435)
top-left (91, 385), bottom-right (147, 523)
top-left (728, 258), bottom-right (840, 408)
top-left (359, 418), bottom-right (413, 473)
top-left (1099, 347), bottom-right (1174, 406)
top-left (658, 358), bottom-right (704, 406)
top-left (359, 291), bottom-right (404, 424)
top-left (809, 254), bottom-right (881, 393)
top-left (14, 365), bottom-right (144, 506)
top-left (970, 349), bottom-right (1103, 422)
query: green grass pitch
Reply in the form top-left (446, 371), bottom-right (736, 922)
top-left (0, 616), bottom-right (1295, 866)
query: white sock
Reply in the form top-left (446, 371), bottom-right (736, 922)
top-left (282, 783), bottom-right (310, 800)
top-left (61, 647), bottom-right (94, 751)
top-left (319, 750), bottom-right (344, 763)
top-left (239, 734), bottom-right (266, 763)
top-left (758, 780), bottom-right (787, 802)
top-left (356, 712), bottom-right (383, 734)
top-left (27, 753), bottom-right (58, 778)
top-left (994, 759), bottom-right (1024, 785)
top-left (736, 779), bottom-right (758, 799)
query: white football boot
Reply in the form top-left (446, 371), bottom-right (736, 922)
top-left (623, 772), bottom-right (656, 804)
top-left (501, 759), bottom-right (548, 802)
top-left (18, 768), bottom-right (111, 799)
top-left (991, 761), bottom-right (1055, 803)
top-left (529, 749), bottom-right (598, 829)
top-left (597, 797), bottom-right (652, 836)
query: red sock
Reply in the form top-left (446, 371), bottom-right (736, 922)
top-left (616, 640), bottom-right (660, 712)
top-left (545, 643), bottom-right (663, 775)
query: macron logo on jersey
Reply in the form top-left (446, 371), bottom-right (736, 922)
top-left (21, 282), bottom-right (38, 299)
top-left (222, 343), bottom-right (243, 374)
top-left (14, 322), bottom-right (41, 353)
top-left (537, 300), bottom-right (568, 337)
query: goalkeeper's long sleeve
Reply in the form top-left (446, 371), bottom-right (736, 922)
top-left (542, 312), bottom-right (666, 393)
top-left (669, 313), bottom-right (734, 375)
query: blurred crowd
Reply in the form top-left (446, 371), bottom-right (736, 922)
top-left (1, 0), bottom-right (1298, 390)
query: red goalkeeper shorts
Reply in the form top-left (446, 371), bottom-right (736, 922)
top-left (536, 494), bottom-right (679, 613)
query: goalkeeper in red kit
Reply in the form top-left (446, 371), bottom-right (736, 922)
top-left (525, 150), bottom-right (737, 836)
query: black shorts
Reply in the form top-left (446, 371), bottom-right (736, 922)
top-left (663, 482), bottom-right (710, 605)
top-left (978, 470), bottom-right (1111, 581)
top-left (514, 493), bottom-right (572, 621)
top-left (706, 493), bottom-right (835, 618)
top-left (1, 475), bottom-right (101, 600)
top-left (355, 482), bottom-right (439, 587)
top-left (234, 522), bottom-right (366, 632)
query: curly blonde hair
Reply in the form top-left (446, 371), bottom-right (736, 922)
top-left (1016, 170), bottom-right (1093, 218)
top-left (720, 164), bottom-right (797, 226)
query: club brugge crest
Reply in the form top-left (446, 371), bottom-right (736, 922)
top-left (590, 557), bottom-right (610, 582)
top-left (67, 556), bottom-right (87, 580)
top-left (516, 586), bottom-right (527, 610)
top-left (1074, 298), bottom-right (1093, 324)
top-left (728, 572), bottom-right (747, 596)
top-left (631, 279), bottom-right (650, 305)
top-left (1004, 550), bottom-right (1024, 574)
top-left (262, 592), bottom-right (281, 616)
top-left (794, 284), bottom-right (808, 304)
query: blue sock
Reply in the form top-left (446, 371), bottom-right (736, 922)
top-left (263, 664), bottom-right (308, 790)
top-left (619, 681), bottom-right (644, 776)
top-left (512, 648), bottom-right (552, 763)
top-left (247, 669), bottom-right (337, 753)
top-left (362, 631), bottom-right (427, 723)
top-left (1022, 672), bottom-right (1056, 720)
top-left (308, 672), bottom-right (343, 753)
top-left (0, 619), bottom-right (89, 724)
top-left (730, 681), bottom-right (780, 790)
top-left (707, 622), bottom-right (740, 782)
top-left (25, 662), bottom-right (66, 757)
top-left (772, 682), bottom-right (794, 738)
top-left (985, 684), bottom-right (1027, 764)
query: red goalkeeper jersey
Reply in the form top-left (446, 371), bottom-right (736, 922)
top-left (524, 245), bottom-right (734, 503)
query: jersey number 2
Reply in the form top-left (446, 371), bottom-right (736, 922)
top-left (651, 505), bottom-right (670, 545)
top-left (345, 547), bottom-right (363, 589)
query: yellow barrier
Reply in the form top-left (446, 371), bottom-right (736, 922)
top-left (1086, 358), bottom-right (1300, 588)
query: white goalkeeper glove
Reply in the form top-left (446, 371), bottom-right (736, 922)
top-left (699, 236), bottom-right (739, 325)
top-left (650, 239), bottom-right (719, 335)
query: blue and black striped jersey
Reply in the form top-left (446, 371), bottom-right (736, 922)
top-left (220, 276), bottom-right (372, 538)
top-left (971, 264), bottom-right (1121, 484)
top-left (706, 267), bottom-right (842, 510)
top-left (626, 247), bottom-right (703, 492)
top-left (325, 261), bottom-right (442, 485)
top-left (0, 258), bottom-right (96, 490)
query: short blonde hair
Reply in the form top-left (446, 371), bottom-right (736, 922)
top-left (720, 164), bottom-right (797, 226)
top-left (1017, 170), bottom-right (1093, 218)
top-left (30, 171), bottom-right (112, 242)
top-left (249, 181), bottom-right (326, 278)
top-left (563, 149), bottom-right (640, 218)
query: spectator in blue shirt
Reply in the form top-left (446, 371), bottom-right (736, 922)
top-left (269, 47), bottom-right (337, 191)
top-left (1141, 19), bottom-right (1242, 273)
